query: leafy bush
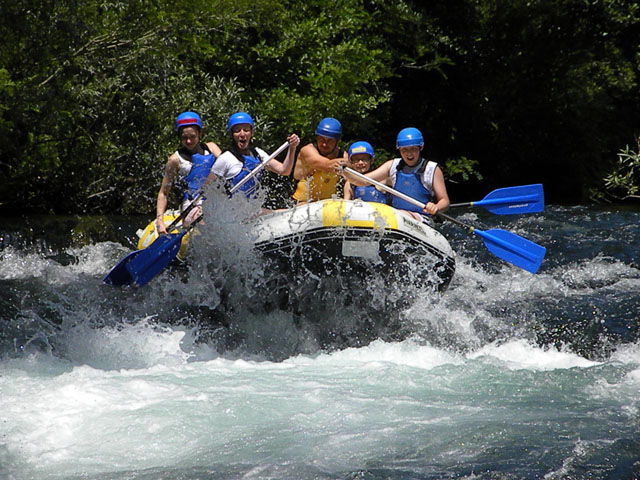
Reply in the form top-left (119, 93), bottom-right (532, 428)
top-left (1, 0), bottom-right (639, 213)
top-left (593, 139), bottom-right (640, 203)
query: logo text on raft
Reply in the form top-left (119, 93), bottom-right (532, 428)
top-left (401, 216), bottom-right (426, 235)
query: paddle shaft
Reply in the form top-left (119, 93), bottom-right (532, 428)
top-left (163, 191), bottom-right (203, 232)
top-left (229, 141), bottom-right (290, 194)
top-left (449, 194), bottom-right (539, 209)
top-left (343, 167), bottom-right (546, 272)
top-left (344, 167), bottom-right (428, 210)
top-left (345, 167), bottom-right (470, 229)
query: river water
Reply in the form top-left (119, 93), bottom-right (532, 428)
top-left (1, 200), bottom-right (639, 480)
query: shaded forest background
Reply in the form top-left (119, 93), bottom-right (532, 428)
top-left (1, 0), bottom-right (639, 215)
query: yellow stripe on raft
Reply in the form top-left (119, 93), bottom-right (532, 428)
top-left (136, 213), bottom-right (189, 259)
top-left (322, 200), bottom-right (398, 230)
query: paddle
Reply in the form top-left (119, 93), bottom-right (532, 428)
top-left (103, 215), bottom-right (202, 287)
top-left (125, 215), bottom-right (202, 287)
top-left (104, 141), bottom-right (291, 287)
top-left (102, 194), bottom-right (203, 286)
top-left (229, 141), bottom-right (290, 195)
top-left (343, 167), bottom-right (546, 274)
top-left (449, 184), bottom-right (544, 215)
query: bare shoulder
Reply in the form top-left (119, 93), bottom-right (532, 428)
top-left (166, 152), bottom-right (181, 168)
top-left (161, 152), bottom-right (181, 181)
top-left (433, 165), bottom-right (446, 180)
top-left (298, 142), bottom-right (317, 160)
top-left (293, 143), bottom-right (316, 179)
top-left (205, 141), bottom-right (222, 157)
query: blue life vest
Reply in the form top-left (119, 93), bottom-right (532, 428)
top-left (229, 152), bottom-right (262, 197)
top-left (391, 159), bottom-right (434, 213)
top-left (179, 145), bottom-right (216, 201)
top-left (352, 185), bottom-right (389, 204)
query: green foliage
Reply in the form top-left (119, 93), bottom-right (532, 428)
top-left (454, 0), bottom-right (640, 196)
top-left (443, 156), bottom-right (483, 185)
top-left (218, 0), bottom-right (394, 142)
top-left (592, 139), bottom-right (640, 203)
top-left (0, 0), bottom-right (401, 214)
top-left (1, 0), bottom-right (639, 213)
top-left (0, 0), bottom-right (254, 213)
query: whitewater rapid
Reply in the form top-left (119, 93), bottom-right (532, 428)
top-left (1, 204), bottom-right (639, 479)
top-left (2, 329), bottom-right (639, 479)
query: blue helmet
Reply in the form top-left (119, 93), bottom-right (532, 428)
top-left (315, 117), bottom-right (342, 139)
top-left (348, 141), bottom-right (375, 159)
top-left (175, 111), bottom-right (203, 132)
top-left (227, 112), bottom-right (255, 132)
top-left (396, 127), bottom-right (424, 148)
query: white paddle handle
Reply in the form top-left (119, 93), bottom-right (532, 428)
top-left (344, 167), bottom-right (426, 209)
top-left (229, 141), bottom-right (291, 194)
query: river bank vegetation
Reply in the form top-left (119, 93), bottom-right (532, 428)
top-left (1, 0), bottom-right (639, 214)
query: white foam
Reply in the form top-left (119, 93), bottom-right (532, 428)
top-left (289, 338), bottom-right (462, 370)
top-left (0, 247), bottom-right (55, 280)
top-left (610, 342), bottom-right (640, 392)
top-left (67, 242), bottom-right (129, 276)
top-left (467, 338), bottom-right (600, 371)
top-left (0, 242), bottom-right (127, 284)
top-left (60, 320), bottom-right (201, 370)
top-left (609, 341), bottom-right (640, 366)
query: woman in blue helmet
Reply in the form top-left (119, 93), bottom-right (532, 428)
top-left (293, 117), bottom-right (348, 203)
top-left (156, 111), bottom-right (222, 235)
top-left (211, 112), bottom-right (299, 199)
top-left (343, 127), bottom-right (449, 223)
top-left (343, 141), bottom-right (390, 204)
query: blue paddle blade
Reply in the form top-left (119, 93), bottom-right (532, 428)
top-left (125, 232), bottom-right (186, 287)
top-left (474, 184), bottom-right (544, 215)
top-left (103, 250), bottom-right (140, 286)
top-left (474, 228), bottom-right (546, 273)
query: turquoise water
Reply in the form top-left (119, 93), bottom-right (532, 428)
top-left (1, 203), bottom-right (639, 479)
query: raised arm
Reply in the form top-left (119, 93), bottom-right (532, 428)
top-left (266, 134), bottom-right (300, 176)
top-left (205, 141), bottom-right (222, 158)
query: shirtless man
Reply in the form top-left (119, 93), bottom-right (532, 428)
top-left (292, 117), bottom-right (348, 203)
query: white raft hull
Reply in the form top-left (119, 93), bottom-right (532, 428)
top-left (252, 199), bottom-right (456, 293)
top-left (135, 199), bottom-right (456, 294)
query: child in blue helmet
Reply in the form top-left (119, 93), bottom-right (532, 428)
top-left (343, 127), bottom-right (449, 223)
top-left (211, 112), bottom-right (299, 199)
top-left (156, 111), bottom-right (222, 235)
top-left (343, 141), bottom-right (390, 204)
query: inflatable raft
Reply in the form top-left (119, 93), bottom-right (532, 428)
top-left (135, 199), bottom-right (456, 293)
top-left (252, 199), bottom-right (456, 293)
top-left (136, 211), bottom-right (190, 259)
